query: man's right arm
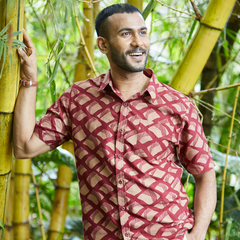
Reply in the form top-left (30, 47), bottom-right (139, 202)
top-left (13, 29), bottom-right (50, 159)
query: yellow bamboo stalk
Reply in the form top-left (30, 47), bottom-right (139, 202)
top-left (218, 84), bottom-right (240, 239)
top-left (192, 82), bottom-right (240, 96)
top-left (0, 0), bottom-right (23, 237)
top-left (74, 6), bottom-right (98, 78)
top-left (169, 0), bottom-right (236, 95)
top-left (48, 142), bottom-right (73, 240)
top-left (3, 161), bottom-right (14, 240)
top-left (127, 0), bottom-right (143, 12)
top-left (13, 159), bottom-right (31, 240)
top-left (31, 168), bottom-right (46, 240)
top-left (83, 1), bottom-right (95, 79)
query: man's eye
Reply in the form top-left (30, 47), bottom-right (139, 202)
top-left (122, 32), bottom-right (131, 36)
top-left (140, 31), bottom-right (147, 35)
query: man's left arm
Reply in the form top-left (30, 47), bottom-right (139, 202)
top-left (186, 169), bottom-right (216, 240)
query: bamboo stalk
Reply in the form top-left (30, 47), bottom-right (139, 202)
top-left (169, 0), bottom-right (236, 95)
top-left (218, 84), bottom-right (240, 239)
top-left (155, 0), bottom-right (196, 19)
top-left (127, 0), bottom-right (143, 12)
top-left (191, 82), bottom-right (240, 96)
top-left (31, 168), bottom-right (46, 240)
top-left (48, 142), bottom-right (73, 240)
top-left (3, 161), bottom-right (14, 240)
top-left (83, 1), bottom-right (95, 79)
top-left (0, 0), bottom-right (24, 238)
top-left (74, 6), bottom-right (98, 78)
top-left (193, 98), bottom-right (240, 124)
top-left (13, 159), bottom-right (31, 240)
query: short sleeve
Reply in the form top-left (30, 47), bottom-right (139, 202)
top-left (178, 100), bottom-right (215, 175)
top-left (34, 87), bottom-right (72, 150)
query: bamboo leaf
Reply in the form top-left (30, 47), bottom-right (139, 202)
top-left (0, 219), bottom-right (5, 234)
top-left (47, 58), bottom-right (60, 84)
top-left (50, 80), bottom-right (56, 103)
top-left (187, 20), bottom-right (197, 44)
top-left (12, 39), bottom-right (27, 48)
top-left (46, 38), bottom-right (60, 64)
top-left (0, 44), bottom-right (7, 78)
top-left (0, 43), bottom-right (3, 62)
top-left (11, 30), bottom-right (22, 37)
top-left (55, 40), bottom-right (66, 61)
top-left (0, 21), bottom-right (11, 37)
top-left (142, 0), bottom-right (156, 20)
top-left (225, 218), bottom-right (233, 240)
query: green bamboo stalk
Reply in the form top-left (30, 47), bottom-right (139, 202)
top-left (0, 0), bottom-right (24, 238)
top-left (218, 83), bottom-right (240, 239)
top-left (13, 159), bottom-right (31, 240)
top-left (74, 6), bottom-right (98, 78)
top-left (31, 168), bottom-right (46, 240)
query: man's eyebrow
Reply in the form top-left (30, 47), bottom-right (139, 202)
top-left (118, 27), bottom-right (147, 33)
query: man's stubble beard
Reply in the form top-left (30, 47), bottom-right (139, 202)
top-left (109, 43), bottom-right (148, 73)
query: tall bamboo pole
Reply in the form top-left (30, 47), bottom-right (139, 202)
top-left (169, 0), bottom-right (236, 95)
top-left (218, 84), bottom-right (240, 239)
top-left (74, 1), bottom-right (95, 82)
top-left (127, 0), bottom-right (143, 12)
top-left (13, 159), bottom-right (31, 240)
top-left (0, 0), bottom-right (23, 238)
top-left (3, 161), bottom-right (14, 240)
top-left (48, 142), bottom-right (73, 240)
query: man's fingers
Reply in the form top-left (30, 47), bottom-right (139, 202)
top-left (18, 47), bottom-right (27, 59)
top-left (22, 29), bottom-right (35, 53)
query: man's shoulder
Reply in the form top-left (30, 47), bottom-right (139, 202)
top-left (155, 81), bottom-right (192, 106)
top-left (72, 74), bottom-right (106, 91)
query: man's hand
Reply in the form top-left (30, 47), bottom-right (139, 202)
top-left (18, 29), bottom-right (37, 82)
top-left (13, 29), bottom-right (51, 159)
top-left (185, 169), bottom-right (216, 240)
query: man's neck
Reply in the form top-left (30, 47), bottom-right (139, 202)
top-left (110, 69), bottom-right (150, 101)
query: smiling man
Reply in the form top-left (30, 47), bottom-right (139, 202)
top-left (14, 3), bottom-right (216, 240)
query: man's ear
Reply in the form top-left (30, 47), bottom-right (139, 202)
top-left (97, 37), bottom-right (109, 54)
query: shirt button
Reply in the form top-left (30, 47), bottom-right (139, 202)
top-left (121, 207), bottom-right (125, 211)
top-left (123, 102), bottom-right (129, 107)
top-left (118, 180), bottom-right (123, 184)
top-left (117, 155), bottom-right (122, 159)
top-left (124, 233), bottom-right (129, 237)
top-left (119, 129), bottom-right (125, 134)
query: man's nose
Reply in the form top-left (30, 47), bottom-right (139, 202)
top-left (131, 34), bottom-right (144, 47)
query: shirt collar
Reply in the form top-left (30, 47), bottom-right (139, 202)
top-left (98, 69), bottom-right (162, 104)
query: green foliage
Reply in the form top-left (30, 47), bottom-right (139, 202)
top-left (0, 220), bottom-right (4, 234)
top-left (0, 21), bottom-right (26, 78)
top-left (13, 0), bottom-right (240, 239)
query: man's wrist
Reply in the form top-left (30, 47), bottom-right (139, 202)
top-left (20, 79), bottom-right (38, 87)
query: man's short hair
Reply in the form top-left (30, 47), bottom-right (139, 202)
top-left (95, 3), bottom-right (143, 39)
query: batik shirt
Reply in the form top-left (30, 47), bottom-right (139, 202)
top-left (34, 69), bottom-right (215, 240)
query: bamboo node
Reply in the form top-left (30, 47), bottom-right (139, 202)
top-left (0, 168), bottom-right (12, 177)
top-left (15, 172), bottom-right (31, 176)
top-left (0, 111), bottom-right (14, 114)
top-left (200, 21), bottom-right (223, 31)
top-left (55, 185), bottom-right (71, 190)
top-left (12, 220), bottom-right (29, 226)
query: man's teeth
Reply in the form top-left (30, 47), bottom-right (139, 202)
top-left (129, 52), bottom-right (143, 56)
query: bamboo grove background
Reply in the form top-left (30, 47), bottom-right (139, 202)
top-left (0, 0), bottom-right (240, 239)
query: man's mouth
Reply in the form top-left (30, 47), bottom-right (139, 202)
top-left (127, 48), bottom-right (146, 57)
top-left (129, 52), bottom-right (144, 56)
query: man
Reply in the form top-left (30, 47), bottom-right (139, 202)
top-left (14, 3), bottom-right (216, 240)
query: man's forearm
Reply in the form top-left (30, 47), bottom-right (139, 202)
top-left (13, 85), bottom-right (37, 157)
top-left (187, 169), bottom-right (216, 239)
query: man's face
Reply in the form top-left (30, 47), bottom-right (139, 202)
top-left (106, 12), bottom-right (150, 73)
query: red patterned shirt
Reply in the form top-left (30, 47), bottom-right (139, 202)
top-left (34, 69), bottom-right (214, 240)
